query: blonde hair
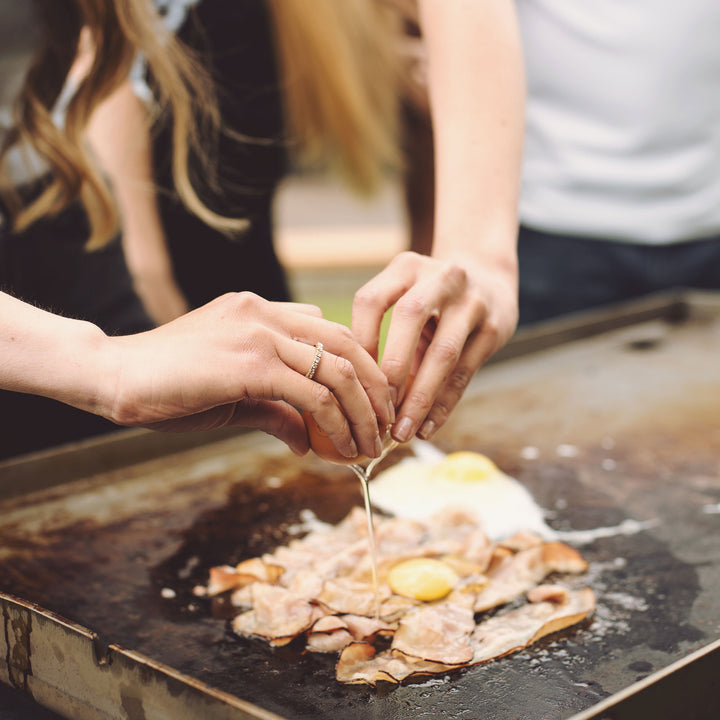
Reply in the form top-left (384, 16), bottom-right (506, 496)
top-left (0, 0), bottom-right (245, 249)
top-left (267, 0), bottom-right (409, 195)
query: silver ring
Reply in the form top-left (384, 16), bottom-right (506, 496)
top-left (305, 342), bottom-right (324, 380)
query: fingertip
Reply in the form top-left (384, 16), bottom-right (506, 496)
top-left (417, 418), bottom-right (437, 441)
top-left (392, 416), bottom-right (415, 444)
top-left (291, 442), bottom-right (310, 457)
top-left (389, 386), bottom-right (398, 409)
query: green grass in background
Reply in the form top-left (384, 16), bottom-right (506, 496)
top-left (299, 292), bottom-right (392, 359)
top-left (291, 266), bottom-right (392, 358)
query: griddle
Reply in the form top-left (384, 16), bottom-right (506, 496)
top-left (2, 291), bottom-right (720, 720)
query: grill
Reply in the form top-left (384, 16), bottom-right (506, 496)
top-left (2, 290), bottom-right (720, 720)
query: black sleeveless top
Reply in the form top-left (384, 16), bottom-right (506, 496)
top-left (152, 0), bottom-right (292, 308)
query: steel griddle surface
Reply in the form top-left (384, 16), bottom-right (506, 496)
top-left (1, 296), bottom-right (720, 719)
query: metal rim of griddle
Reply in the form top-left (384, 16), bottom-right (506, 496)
top-left (1, 591), bottom-right (284, 720)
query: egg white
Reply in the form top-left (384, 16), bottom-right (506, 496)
top-left (369, 451), bottom-right (553, 541)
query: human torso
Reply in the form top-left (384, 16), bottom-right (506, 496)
top-left (517, 0), bottom-right (720, 243)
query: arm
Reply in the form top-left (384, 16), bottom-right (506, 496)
top-left (86, 81), bottom-right (190, 325)
top-left (0, 291), bottom-right (393, 459)
top-left (352, 0), bottom-right (524, 442)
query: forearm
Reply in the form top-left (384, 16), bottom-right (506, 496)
top-left (0, 292), bottom-right (113, 416)
top-left (418, 0), bottom-right (524, 271)
top-left (87, 82), bottom-right (187, 322)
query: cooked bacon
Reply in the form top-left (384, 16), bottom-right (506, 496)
top-left (500, 530), bottom-right (544, 552)
top-left (235, 557), bottom-right (284, 584)
top-left (231, 584), bottom-right (319, 646)
top-left (470, 588), bottom-right (595, 664)
top-left (541, 542), bottom-right (589, 573)
top-left (527, 584), bottom-right (571, 604)
top-left (230, 584), bottom-right (253, 609)
top-left (486, 546), bottom-right (515, 574)
top-left (441, 554), bottom-right (488, 578)
top-left (205, 565), bottom-right (242, 596)
top-left (391, 595), bottom-right (475, 665)
top-left (337, 589), bottom-right (595, 685)
top-left (202, 506), bottom-right (595, 686)
top-left (336, 643), bottom-right (455, 685)
top-left (205, 558), bottom-right (285, 597)
top-left (319, 577), bottom-right (390, 616)
top-left (307, 616), bottom-right (353, 653)
top-left (341, 614), bottom-right (396, 640)
top-left (279, 568), bottom-right (325, 600)
top-left (474, 542), bottom-right (587, 613)
top-left (378, 594), bottom-right (421, 621)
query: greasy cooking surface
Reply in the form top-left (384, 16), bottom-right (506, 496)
top-left (1, 300), bottom-right (720, 719)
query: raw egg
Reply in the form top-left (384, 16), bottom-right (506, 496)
top-left (388, 558), bottom-right (459, 601)
top-left (370, 450), bottom-right (552, 540)
top-left (303, 410), bottom-right (392, 465)
top-left (302, 410), bottom-right (366, 465)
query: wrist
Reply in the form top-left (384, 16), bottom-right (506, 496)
top-left (52, 319), bottom-right (117, 418)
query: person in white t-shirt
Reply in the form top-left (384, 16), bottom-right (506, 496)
top-left (515, 0), bottom-right (720, 324)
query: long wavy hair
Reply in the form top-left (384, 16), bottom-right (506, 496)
top-left (267, 0), bottom-right (416, 195)
top-left (0, 0), bottom-right (245, 249)
top-left (1, 0), bottom-right (419, 249)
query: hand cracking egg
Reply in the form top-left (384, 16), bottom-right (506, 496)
top-left (370, 451), bottom-right (553, 541)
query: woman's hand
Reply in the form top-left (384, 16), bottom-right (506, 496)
top-left (351, 251), bottom-right (517, 443)
top-left (97, 292), bottom-right (393, 457)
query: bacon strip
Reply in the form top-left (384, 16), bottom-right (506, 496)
top-left (201, 507), bottom-right (595, 686)
top-left (473, 542), bottom-right (587, 612)
top-left (336, 589), bottom-right (595, 685)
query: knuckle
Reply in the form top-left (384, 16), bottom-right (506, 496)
top-left (405, 387), bottom-right (434, 413)
top-left (311, 382), bottom-right (334, 408)
top-left (397, 250), bottom-right (421, 268)
top-left (428, 338), bottom-right (462, 364)
top-left (442, 262), bottom-right (468, 288)
top-left (242, 322), bottom-right (271, 353)
top-left (335, 324), bottom-right (355, 345)
top-left (467, 294), bottom-right (487, 320)
top-left (353, 286), bottom-right (382, 312)
top-left (300, 303), bottom-right (323, 318)
top-left (483, 316), bottom-right (501, 344)
top-left (232, 291), bottom-right (263, 313)
top-left (334, 355), bottom-right (357, 383)
top-left (429, 397), bottom-right (453, 425)
top-left (446, 366), bottom-right (473, 395)
top-left (381, 356), bottom-right (405, 382)
top-left (395, 295), bottom-right (429, 322)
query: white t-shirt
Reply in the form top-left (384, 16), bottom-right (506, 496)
top-left (517, 0), bottom-right (720, 244)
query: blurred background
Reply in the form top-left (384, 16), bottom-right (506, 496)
top-left (276, 172), bottom-right (407, 333)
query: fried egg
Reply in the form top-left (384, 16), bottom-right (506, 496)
top-left (370, 450), bottom-right (552, 541)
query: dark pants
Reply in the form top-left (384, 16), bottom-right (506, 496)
top-left (518, 225), bottom-right (720, 326)
top-left (0, 200), bottom-right (153, 460)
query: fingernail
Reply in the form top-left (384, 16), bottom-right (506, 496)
top-left (342, 439), bottom-right (359, 459)
top-left (387, 399), bottom-right (396, 425)
top-left (393, 416), bottom-right (414, 443)
top-left (374, 434), bottom-right (383, 458)
top-left (418, 419), bottom-right (437, 440)
top-left (389, 386), bottom-right (398, 408)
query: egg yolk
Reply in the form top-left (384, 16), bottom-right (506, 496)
top-left (430, 451), bottom-right (499, 483)
top-left (388, 558), bottom-right (459, 601)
